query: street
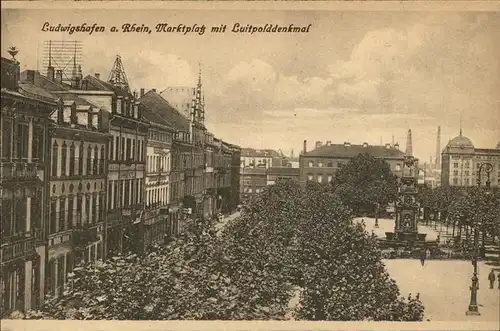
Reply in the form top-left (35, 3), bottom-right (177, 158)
top-left (215, 211), bottom-right (241, 233)
top-left (385, 259), bottom-right (500, 322)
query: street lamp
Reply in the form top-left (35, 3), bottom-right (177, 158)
top-left (466, 162), bottom-right (492, 316)
top-left (374, 174), bottom-right (384, 228)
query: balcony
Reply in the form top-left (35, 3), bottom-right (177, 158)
top-left (0, 162), bottom-right (40, 182)
top-left (0, 230), bottom-right (40, 264)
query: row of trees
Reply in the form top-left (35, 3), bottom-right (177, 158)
top-left (19, 176), bottom-right (424, 321)
top-left (418, 185), bottom-right (500, 243)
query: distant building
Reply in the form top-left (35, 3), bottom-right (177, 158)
top-left (299, 140), bottom-right (408, 185)
top-left (441, 130), bottom-right (500, 188)
top-left (240, 148), bottom-right (286, 169)
top-left (266, 167), bottom-right (300, 185)
top-left (240, 167), bottom-right (267, 203)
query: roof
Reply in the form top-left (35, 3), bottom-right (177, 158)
top-left (267, 167), bottom-right (300, 176)
top-left (20, 70), bottom-right (71, 92)
top-left (139, 91), bottom-right (188, 131)
top-left (56, 92), bottom-right (97, 108)
top-left (447, 134), bottom-right (474, 148)
top-left (241, 167), bottom-right (268, 175)
top-left (82, 75), bottom-right (130, 97)
top-left (303, 143), bottom-right (405, 158)
top-left (18, 82), bottom-right (59, 104)
top-left (141, 107), bottom-right (174, 130)
top-left (241, 148), bottom-right (281, 158)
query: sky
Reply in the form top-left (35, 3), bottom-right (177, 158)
top-left (2, 8), bottom-right (500, 162)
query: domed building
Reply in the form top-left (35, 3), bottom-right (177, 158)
top-left (441, 130), bottom-right (500, 188)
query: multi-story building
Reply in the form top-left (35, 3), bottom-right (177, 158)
top-left (19, 66), bottom-right (112, 299)
top-left (240, 167), bottom-right (268, 203)
top-left (299, 140), bottom-right (407, 185)
top-left (1, 56), bottom-right (54, 315)
top-left (266, 167), bottom-right (300, 185)
top-left (76, 67), bottom-right (148, 256)
top-left (240, 148), bottom-right (286, 169)
top-left (229, 144), bottom-right (241, 211)
top-left (139, 90), bottom-right (190, 236)
top-left (140, 94), bottom-right (175, 246)
top-left (441, 131), bottom-right (500, 188)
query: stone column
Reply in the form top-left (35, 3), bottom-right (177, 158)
top-left (27, 119), bottom-right (33, 163)
top-left (24, 260), bottom-right (33, 311)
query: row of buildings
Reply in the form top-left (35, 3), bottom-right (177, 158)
top-left (1, 52), bottom-right (240, 316)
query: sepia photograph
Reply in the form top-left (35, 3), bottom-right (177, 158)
top-left (1, 2), bottom-right (499, 330)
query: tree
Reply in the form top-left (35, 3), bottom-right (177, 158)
top-left (333, 153), bottom-right (398, 215)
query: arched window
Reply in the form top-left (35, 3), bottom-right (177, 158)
top-left (61, 142), bottom-right (67, 176)
top-left (78, 143), bottom-right (84, 176)
top-left (69, 143), bottom-right (76, 176)
top-left (51, 141), bottom-right (59, 177)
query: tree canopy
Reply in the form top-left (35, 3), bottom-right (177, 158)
top-left (22, 179), bottom-right (424, 321)
top-left (332, 153), bottom-right (399, 214)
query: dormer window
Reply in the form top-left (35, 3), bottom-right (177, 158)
top-left (116, 97), bottom-right (123, 114)
top-left (92, 113), bottom-right (98, 129)
top-left (63, 106), bottom-right (71, 124)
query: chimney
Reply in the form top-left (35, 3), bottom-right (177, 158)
top-left (95, 73), bottom-right (100, 79)
top-left (344, 141), bottom-right (351, 147)
top-left (152, 88), bottom-right (157, 93)
top-left (25, 70), bottom-right (35, 84)
top-left (315, 141), bottom-right (322, 149)
top-left (55, 69), bottom-right (63, 84)
top-left (394, 142), bottom-right (399, 150)
top-left (303, 140), bottom-right (307, 154)
top-left (385, 143), bottom-right (391, 149)
top-left (326, 141), bottom-right (332, 146)
top-left (362, 142), bottom-right (368, 147)
top-left (140, 88), bottom-right (145, 97)
top-left (47, 66), bottom-right (55, 81)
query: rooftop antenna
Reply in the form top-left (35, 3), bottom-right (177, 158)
top-left (459, 113), bottom-right (463, 136)
top-left (108, 55), bottom-right (130, 93)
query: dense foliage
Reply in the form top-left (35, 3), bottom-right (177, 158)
top-left (332, 153), bottom-right (399, 214)
top-left (21, 179), bottom-right (424, 321)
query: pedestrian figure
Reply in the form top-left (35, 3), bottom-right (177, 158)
top-left (420, 249), bottom-right (426, 266)
top-left (488, 269), bottom-right (496, 289)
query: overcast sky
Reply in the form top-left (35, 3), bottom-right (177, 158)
top-left (2, 9), bottom-right (499, 162)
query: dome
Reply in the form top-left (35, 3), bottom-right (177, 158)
top-left (447, 134), bottom-right (474, 148)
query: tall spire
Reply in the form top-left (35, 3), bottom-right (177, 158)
top-left (405, 129), bottom-right (413, 156)
top-left (108, 55), bottom-right (130, 93)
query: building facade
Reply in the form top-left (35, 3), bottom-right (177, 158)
top-left (240, 167), bottom-right (268, 203)
top-left (77, 72), bottom-right (148, 256)
top-left (240, 148), bottom-right (286, 169)
top-left (441, 131), bottom-right (500, 188)
top-left (299, 140), bottom-right (407, 185)
top-left (1, 57), bottom-right (54, 315)
top-left (266, 167), bottom-right (300, 185)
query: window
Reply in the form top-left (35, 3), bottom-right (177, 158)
top-left (108, 181), bottom-right (113, 210)
top-left (67, 197), bottom-right (74, 229)
top-left (126, 138), bottom-right (131, 160)
top-left (465, 171), bottom-right (470, 176)
top-left (132, 140), bottom-right (136, 161)
top-left (32, 126), bottom-right (44, 162)
top-left (99, 194), bottom-right (105, 221)
top-left (110, 138), bottom-right (114, 160)
top-left (92, 146), bottom-right (98, 175)
top-left (115, 136), bottom-right (119, 161)
top-left (465, 178), bottom-right (470, 185)
top-left (87, 146), bottom-right (92, 175)
top-left (327, 161), bottom-right (333, 167)
top-left (51, 141), bottom-right (58, 177)
top-left (99, 146), bottom-right (105, 174)
top-left (92, 194), bottom-right (97, 224)
top-left (317, 175), bottom-right (323, 183)
top-left (308, 161), bottom-right (313, 167)
top-left (85, 195), bottom-right (91, 225)
top-left (337, 162), bottom-right (343, 167)
top-left (59, 198), bottom-right (66, 232)
top-left (465, 162), bottom-right (470, 168)
top-left (1, 119), bottom-right (12, 161)
top-left (307, 174), bottom-right (313, 181)
top-left (50, 200), bottom-right (57, 234)
top-left (61, 142), bottom-right (67, 176)
top-left (318, 162), bottom-right (323, 167)
top-left (16, 123), bottom-right (29, 161)
top-left (69, 143), bottom-right (75, 176)
top-left (395, 164), bottom-right (401, 171)
top-left (453, 178), bottom-right (458, 185)
top-left (453, 170), bottom-right (458, 176)
top-left (121, 137), bottom-right (125, 160)
top-left (78, 143), bottom-right (84, 176)
top-left (328, 175), bottom-right (332, 182)
top-left (114, 181), bottom-right (119, 208)
top-left (76, 195), bottom-right (83, 228)
top-left (454, 163), bottom-right (458, 168)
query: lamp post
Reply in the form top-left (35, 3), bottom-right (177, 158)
top-left (374, 174), bottom-right (384, 228)
top-left (466, 162), bottom-right (492, 316)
